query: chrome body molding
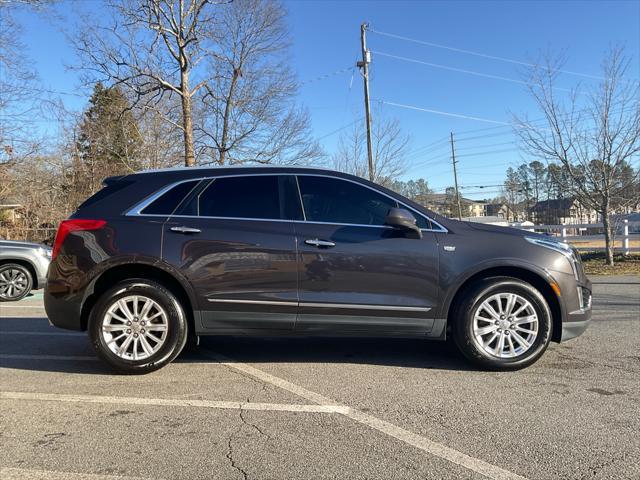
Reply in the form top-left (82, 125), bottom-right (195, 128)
top-left (207, 298), bottom-right (298, 307)
top-left (207, 298), bottom-right (431, 312)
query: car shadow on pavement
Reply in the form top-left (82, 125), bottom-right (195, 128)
top-left (189, 336), bottom-right (475, 371)
top-left (1, 331), bottom-right (476, 375)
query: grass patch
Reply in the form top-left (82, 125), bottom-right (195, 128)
top-left (580, 252), bottom-right (640, 275)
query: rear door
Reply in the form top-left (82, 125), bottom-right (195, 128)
top-left (161, 174), bottom-right (302, 333)
top-left (293, 174), bottom-right (440, 335)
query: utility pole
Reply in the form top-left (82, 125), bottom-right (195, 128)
top-left (450, 132), bottom-right (463, 220)
top-left (357, 22), bottom-right (374, 182)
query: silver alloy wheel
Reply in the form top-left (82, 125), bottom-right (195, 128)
top-left (0, 268), bottom-right (29, 300)
top-left (101, 295), bottom-right (169, 361)
top-left (472, 292), bottom-right (539, 359)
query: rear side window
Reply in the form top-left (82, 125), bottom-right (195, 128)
top-left (141, 180), bottom-right (199, 215)
top-left (198, 176), bottom-right (284, 220)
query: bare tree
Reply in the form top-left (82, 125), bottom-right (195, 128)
top-left (196, 0), bottom-right (319, 165)
top-left (333, 116), bottom-right (410, 186)
top-left (514, 48), bottom-right (640, 265)
top-left (73, 0), bottom-right (226, 167)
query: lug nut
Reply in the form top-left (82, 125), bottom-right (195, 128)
top-left (140, 321), bottom-right (146, 326)
top-left (126, 329), bottom-right (132, 334)
top-left (127, 321), bottom-right (132, 326)
top-left (133, 333), bottom-right (138, 338)
top-left (140, 329), bottom-right (145, 334)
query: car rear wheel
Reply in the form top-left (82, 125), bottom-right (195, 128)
top-left (0, 263), bottom-right (33, 302)
top-left (88, 279), bottom-right (188, 374)
top-left (452, 277), bottom-right (552, 370)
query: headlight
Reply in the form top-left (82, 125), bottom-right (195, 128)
top-left (38, 246), bottom-right (52, 259)
top-left (525, 236), bottom-right (579, 279)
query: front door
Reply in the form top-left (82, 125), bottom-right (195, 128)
top-left (294, 175), bottom-right (440, 335)
top-left (162, 174), bottom-right (302, 333)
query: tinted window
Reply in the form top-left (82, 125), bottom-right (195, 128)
top-left (198, 176), bottom-right (284, 220)
top-left (78, 180), bottom-right (133, 210)
top-left (297, 176), bottom-right (398, 226)
top-left (141, 180), bottom-right (199, 215)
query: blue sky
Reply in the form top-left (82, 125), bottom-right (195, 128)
top-left (10, 0), bottom-right (640, 199)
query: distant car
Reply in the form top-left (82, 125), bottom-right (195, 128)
top-left (0, 240), bottom-right (51, 301)
top-left (44, 167), bottom-right (591, 373)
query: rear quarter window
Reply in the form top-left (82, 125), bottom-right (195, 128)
top-left (76, 181), bottom-right (133, 210)
top-left (141, 180), bottom-right (200, 215)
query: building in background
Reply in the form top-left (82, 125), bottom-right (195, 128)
top-left (529, 198), bottom-right (597, 225)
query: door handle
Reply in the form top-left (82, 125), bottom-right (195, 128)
top-left (170, 226), bottom-right (201, 234)
top-left (304, 238), bottom-right (336, 248)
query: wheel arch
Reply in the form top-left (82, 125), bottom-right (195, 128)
top-left (80, 261), bottom-right (198, 334)
top-left (443, 265), bottom-right (563, 343)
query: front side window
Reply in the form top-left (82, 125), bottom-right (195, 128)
top-left (196, 175), bottom-right (286, 220)
top-left (297, 176), bottom-right (399, 226)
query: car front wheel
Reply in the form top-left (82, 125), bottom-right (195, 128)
top-left (88, 279), bottom-right (188, 374)
top-left (453, 277), bottom-right (552, 370)
top-left (0, 263), bottom-right (33, 302)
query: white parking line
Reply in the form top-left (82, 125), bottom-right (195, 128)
top-left (0, 354), bottom-right (97, 361)
top-left (1, 467), bottom-right (156, 480)
top-left (0, 391), bottom-right (350, 414)
top-left (0, 305), bottom-right (46, 309)
top-left (0, 346), bottom-right (527, 479)
top-left (0, 331), bottom-right (85, 336)
top-left (203, 349), bottom-right (528, 480)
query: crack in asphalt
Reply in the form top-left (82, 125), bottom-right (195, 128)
top-left (225, 433), bottom-right (249, 480)
top-left (225, 403), bottom-right (270, 480)
top-left (240, 399), bottom-right (270, 439)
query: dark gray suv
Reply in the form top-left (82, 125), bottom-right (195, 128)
top-left (44, 167), bottom-right (592, 373)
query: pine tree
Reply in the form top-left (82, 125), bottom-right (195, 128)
top-left (74, 83), bottom-right (142, 199)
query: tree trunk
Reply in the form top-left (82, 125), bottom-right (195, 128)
top-left (601, 202), bottom-right (614, 266)
top-left (180, 71), bottom-right (195, 167)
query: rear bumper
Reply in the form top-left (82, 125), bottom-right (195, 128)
top-left (44, 284), bottom-right (84, 331)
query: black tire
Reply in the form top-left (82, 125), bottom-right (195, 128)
top-left (0, 263), bottom-right (33, 302)
top-left (452, 276), bottom-right (552, 370)
top-left (88, 279), bottom-right (188, 374)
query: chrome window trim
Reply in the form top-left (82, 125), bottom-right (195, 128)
top-left (125, 172), bottom-right (448, 233)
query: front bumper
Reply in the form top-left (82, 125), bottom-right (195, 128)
top-left (554, 271), bottom-right (592, 342)
top-left (561, 316), bottom-right (592, 342)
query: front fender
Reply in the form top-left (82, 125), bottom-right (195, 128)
top-left (437, 258), bottom-right (562, 320)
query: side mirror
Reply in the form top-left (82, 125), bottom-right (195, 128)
top-left (385, 208), bottom-right (423, 239)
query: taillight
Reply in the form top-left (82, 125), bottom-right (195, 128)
top-left (52, 219), bottom-right (107, 260)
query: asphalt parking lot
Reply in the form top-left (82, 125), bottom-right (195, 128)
top-left (1, 276), bottom-right (639, 480)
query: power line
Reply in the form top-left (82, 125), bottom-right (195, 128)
top-left (378, 99), bottom-right (513, 126)
top-left (456, 147), bottom-right (522, 159)
top-left (300, 66), bottom-right (355, 86)
top-left (368, 28), bottom-right (624, 82)
top-left (316, 118), bottom-right (363, 141)
top-left (373, 51), bottom-right (578, 93)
